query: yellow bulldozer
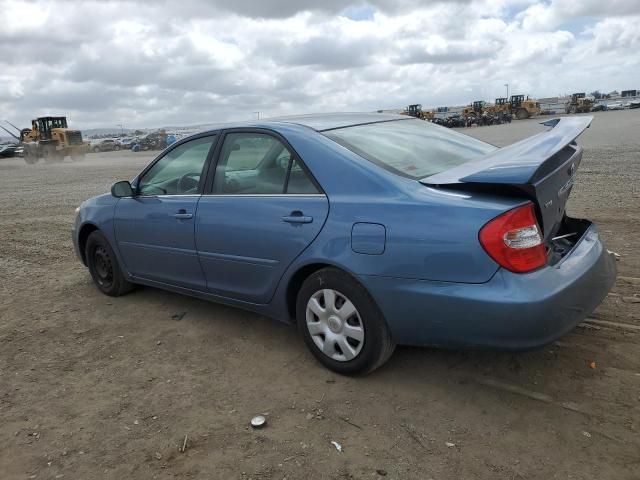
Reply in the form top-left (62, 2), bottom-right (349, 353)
top-left (403, 104), bottom-right (434, 121)
top-left (487, 97), bottom-right (511, 115)
top-left (462, 101), bottom-right (485, 118)
top-left (510, 95), bottom-right (540, 120)
top-left (1, 116), bottom-right (89, 164)
top-left (565, 93), bottom-right (593, 114)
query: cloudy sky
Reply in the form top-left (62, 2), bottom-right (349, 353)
top-left (1, 0), bottom-right (639, 129)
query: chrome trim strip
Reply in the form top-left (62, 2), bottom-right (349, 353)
top-left (197, 250), bottom-right (280, 266)
top-left (200, 194), bottom-right (326, 198)
top-left (126, 194), bottom-right (326, 199)
top-left (119, 241), bottom-right (198, 256)
top-left (153, 194), bottom-right (201, 198)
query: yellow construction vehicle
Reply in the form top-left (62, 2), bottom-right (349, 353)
top-left (564, 93), bottom-right (593, 114)
top-left (510, 95), bottom-right (540, 120)
top-left (462, 101), bottom-right (485, 118)
top-left (403, 104), bottom-right (434, 121)
top-left (487, 97), bottom-right (510, 115)
top-left (3, 116), bottom-right (89, 164)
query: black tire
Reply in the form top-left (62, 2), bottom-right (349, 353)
top-left (85, 230), bottom-right (135, 297)
top-left (43, 145), bottom-right (63, 163)
top-left (114, 145), bottom-right (120, 151)
top-left (23, 149), bottom-right (38, 165)
top-left (296, 268), bottom-right (395, 375)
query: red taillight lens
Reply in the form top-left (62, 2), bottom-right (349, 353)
top-left (479, 203), bottom-right (547, 273)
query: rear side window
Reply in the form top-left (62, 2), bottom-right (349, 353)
top-left (212, 133), bottom-right (319, 194)
top-left (324, 119), bottom-right (496, 179)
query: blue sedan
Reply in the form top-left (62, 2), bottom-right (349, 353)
top-left (73, 113), bottom-right (616, 374)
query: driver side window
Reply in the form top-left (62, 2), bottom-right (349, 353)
top-left (138, 136), bottom-right (215, 196)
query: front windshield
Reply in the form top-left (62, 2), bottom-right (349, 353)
top-left (324, 119), bottom-right (496, 179)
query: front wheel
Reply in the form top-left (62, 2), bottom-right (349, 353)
top-left (23, 149), bottom-right (38, 164)
top-left (297, 268), bottom-right (395, 375)
top-left (85, 230), bottom-right (135, 297)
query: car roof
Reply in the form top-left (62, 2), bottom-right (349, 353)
top-left (268, 112), bottom-right (410, 131)
top-left (198, 112), bottom-right (411, 134)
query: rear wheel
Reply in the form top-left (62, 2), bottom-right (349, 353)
top-left (515, 108), bottom-right (529, 120)
top-left (114, 145), bottom-right (120, 151)
top-left (296, 268), bottom-right (395, 375)
top-left (85, 230), bottom-right (135, 297)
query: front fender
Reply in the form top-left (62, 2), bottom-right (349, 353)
top-left (73, 194), bottom-right (122, 267)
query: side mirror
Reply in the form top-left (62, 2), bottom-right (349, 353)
top-left (111, 180), bottom-right (134, 198)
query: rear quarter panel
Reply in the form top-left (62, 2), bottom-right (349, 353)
top-left (290, 186), bottom-right (520, 283)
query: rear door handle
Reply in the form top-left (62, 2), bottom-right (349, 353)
top-left (283, 211), bottom-right (313, 224)
top-left (174, 209), bottom-right (193, 219)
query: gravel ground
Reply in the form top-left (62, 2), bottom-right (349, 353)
top-left (0, 109), bottom-right (639, 480)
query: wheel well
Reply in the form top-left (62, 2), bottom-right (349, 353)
top-left (78, 224), bottom-right (99, 265)
top-left (286, 263), bottom-right (332, 320)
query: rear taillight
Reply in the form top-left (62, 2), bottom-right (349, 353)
top-left (479, 203), bottom-right (547, 273)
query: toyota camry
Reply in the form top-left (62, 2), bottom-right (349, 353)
top-left (73, 113), bottom-right (616, 374)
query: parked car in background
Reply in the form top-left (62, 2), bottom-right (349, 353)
top-left (0, 143), bottom-right (19, 158)
top-left (134, 132), bottom-right (167, 151)
top-left (629, 100), bottom-right (640, 109)
top-left (73, 113), bottom-right (616, 374)
top-left (591, 103), bottom-right (607, 112)
top-left (118, 137), bottom-right (136, 149)
top-left (91, 139), bottom-right (121, 153)
top-left (606, 102), bottom-right (624, 111)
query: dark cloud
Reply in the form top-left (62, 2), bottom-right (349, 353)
top-left (258, 36), bottom-right (380, 69)
top-left (393, 44), bottom-right (498, 65)
top-left (154, 0), bottom-right (469, 19)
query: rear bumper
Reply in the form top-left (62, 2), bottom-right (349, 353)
top-left (359, 223), bottom-right (616, 349)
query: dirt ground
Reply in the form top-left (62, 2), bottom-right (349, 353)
top-left (1, 110), bottom-right (639, 480)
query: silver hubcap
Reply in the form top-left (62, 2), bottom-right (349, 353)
top-left (305, 289), bottom-right (364, 362)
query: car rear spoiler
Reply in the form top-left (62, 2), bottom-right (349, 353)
top-left (420, 116), bottom-right (592, 187)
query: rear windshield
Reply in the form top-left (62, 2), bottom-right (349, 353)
top-left (324, 119), bottom-right (496, 179)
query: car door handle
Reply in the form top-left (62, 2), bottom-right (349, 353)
top-left (173, 209), bottom-right (193, 219)
top-left (282, 211), bottom-right (313, 224)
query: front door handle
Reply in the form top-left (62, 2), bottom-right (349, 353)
top-left (283, 211), bottom-right (313, 224)
top-left (174, 209), bottom-right (193, 219)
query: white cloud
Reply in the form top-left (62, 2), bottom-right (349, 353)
top-left (0, 0), bottom-right (639, 129)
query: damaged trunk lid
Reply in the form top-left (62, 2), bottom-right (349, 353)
top-left (420, 116), bottom-right (592, 242)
